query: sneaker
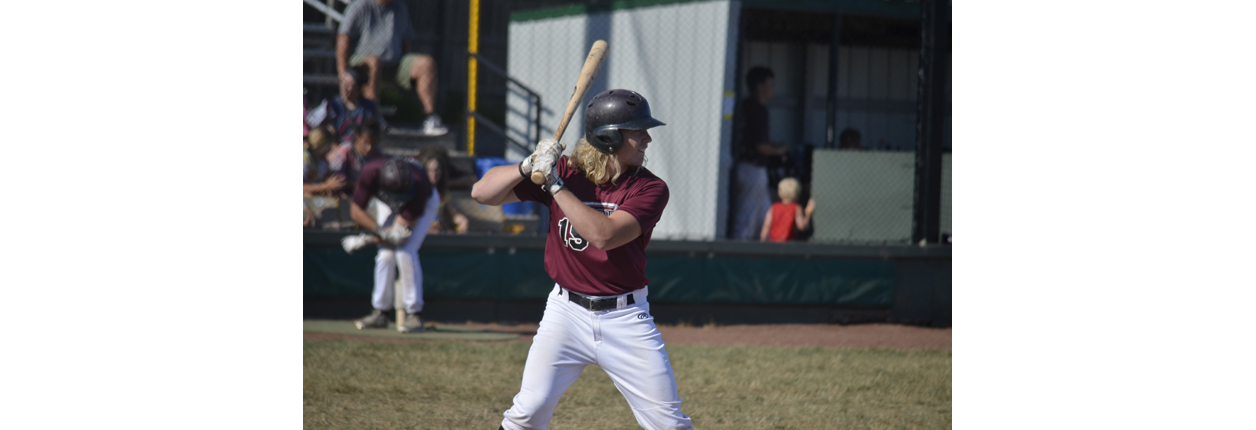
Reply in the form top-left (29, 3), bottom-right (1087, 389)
top-left (354, 309), bottom-right (389, 330)
top-left (400, 312), bottom-right (425, 333)
top-left (420, 114), bottom-right (448, 136)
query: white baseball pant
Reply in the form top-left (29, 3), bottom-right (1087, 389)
top-left (369, 189), bottom-right (440, 314)
top-left (501, 285), bottom-right (693, 430)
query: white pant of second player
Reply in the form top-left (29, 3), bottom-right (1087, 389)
top-left (501, 285), bottom-right (693, 430)
top-left (370, 189), bottom-right (440, 314)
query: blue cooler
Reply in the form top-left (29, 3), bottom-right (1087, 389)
top-left (474, 157), bottom-right (535, 215)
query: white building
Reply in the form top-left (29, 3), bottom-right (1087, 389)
top-left (503, 0), bottom-right (950, 241)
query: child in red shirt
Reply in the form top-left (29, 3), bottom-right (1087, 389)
top-left (760, 177), bottom-right (816, 242)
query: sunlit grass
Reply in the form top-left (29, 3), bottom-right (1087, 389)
top-left (304, 340), bottom-right (950, 429)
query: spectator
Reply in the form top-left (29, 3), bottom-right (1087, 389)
top-left (337, 0), bottom-right (447, 136)
top-left (732, 66), bottom-right (789, 240)
top-left (310, 67), bottom-right (386, 146)
top-left (348, 158), bottom-right (440, 333)
top-left (415, 146), bottom-right (469, 234)
top-left (303, 125), bottom-right (347, 197)
top-left (760, 178), bottom-right (816, 242)
top-left (839, 128), bottom-right (862, 150)
top-left (304, 204), bottom-right (317, 228)
top-left (333, 117), bottom-right (388, 193)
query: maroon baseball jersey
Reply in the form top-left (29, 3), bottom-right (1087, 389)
top-left (513, 156), bottom-right (669, 296)
top-left (352, 158), bottom-right (434, 222)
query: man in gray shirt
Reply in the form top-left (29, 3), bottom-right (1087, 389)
top-left (337, 0), bottom-right (447, 136)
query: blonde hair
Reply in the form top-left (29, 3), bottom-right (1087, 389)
top-left (306, 125), bottom-right (336, 154)
top-left (567, 137), bottom-right (625, 186)
top-left (777, 177), bottom-right (800, 203)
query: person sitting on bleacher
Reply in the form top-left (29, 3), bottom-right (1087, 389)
top-left (306, 67), bottom-right (385, 147)
top-left (416, 147), bottom-right (469, 234)
top-left (337, 0), bottom-right (447, 136)
top-left (303, 124), bottom-right (347, 197)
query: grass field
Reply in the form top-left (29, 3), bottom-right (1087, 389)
top-left (304, 339), bottom-right (951, 429)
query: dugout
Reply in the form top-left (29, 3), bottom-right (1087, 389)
top-left (501, 0), bottom-right (950, 242)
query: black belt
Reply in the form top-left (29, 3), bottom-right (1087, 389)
top-left (564, 289), bottom-right (635, 311)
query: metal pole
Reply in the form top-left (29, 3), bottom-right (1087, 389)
top-left (726, 3), bottom-right (748, 239)
top-left (795, 46), bottom-right (807, 152)
top-left (825, 13), bottom-right (841, 149)
top-left (325, 0), bottom-right (334, 27)
top-left (466, 0), bottom-right (480, 155)
top-left (534, 94), bottom-right (542, 145)
top-left (912, 0), bottom-right (948, 245)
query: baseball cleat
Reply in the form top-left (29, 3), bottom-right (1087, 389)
top-left (354, 309), bottom-right (389, 330)
top-left (400, 313), bottom-right (425, 333)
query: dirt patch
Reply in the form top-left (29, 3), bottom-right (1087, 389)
top-left (305, 321), bottom-right (950, 350)
top-left (303, 332), bottom-right (434, 344)
top-left (656, 323), bottom-right (950, 351)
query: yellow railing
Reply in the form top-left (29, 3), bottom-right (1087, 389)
top-left (466, 0), bottom-right (479, 155)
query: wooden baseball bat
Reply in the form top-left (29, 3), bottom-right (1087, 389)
top-left (395, 280), bottom-right (405, 332)
top-left (531, 39), bottom-right (608, 185)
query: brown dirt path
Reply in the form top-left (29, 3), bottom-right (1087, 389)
top-left (305, 321), bottom-right (951, 351)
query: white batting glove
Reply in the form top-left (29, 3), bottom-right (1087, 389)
top-left (341, 233), bottom-right (374, 254)
top-left (375, 224), bottom-right (413, 246)
top-left (528, 138), bottom-right (564, 179)
top-left (518, 155), bottom-right (534, 178)
top-left (534, 138), bottom-right (562, 160)
top-left (518, 138), bottom-right (559, 178)
top-left (543, 168), bottom-right (565, 195)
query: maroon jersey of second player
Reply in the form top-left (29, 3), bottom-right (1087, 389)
top-left (513, 155), bottom-right (669, 296)
top-left (353, 158), bottom-right (435, 222)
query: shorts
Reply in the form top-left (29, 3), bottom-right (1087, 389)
top-left (349, 53), bottom-right (426, 90)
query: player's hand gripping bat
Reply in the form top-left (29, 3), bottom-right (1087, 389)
top-left (530, 40), bottom-right (608, 185)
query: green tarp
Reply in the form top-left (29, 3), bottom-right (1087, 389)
top-left (305, 245), bottom-right (894, 306)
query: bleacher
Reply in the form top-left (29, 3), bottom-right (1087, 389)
top-left (303, 5), bottom-right (540, 236)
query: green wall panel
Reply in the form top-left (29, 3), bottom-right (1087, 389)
top-left (306, 245), bottom-right (895, 306)
top-left (420, 249), bottom-right (504, 300)
top-left (304, 247), bottom-right (375, 298)
top-left (497, 250), bottom-right (557, 301)
top-left (643, 256), bottom-right (707, 303)
top-left (699, 256), bottom-right (893, 305)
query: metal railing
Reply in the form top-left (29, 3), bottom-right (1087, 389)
top-left (467, 51), bottom-right (542, 155)
top-left (303, 0), bottom-right (351, 26)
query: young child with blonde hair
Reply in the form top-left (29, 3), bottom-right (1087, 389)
top-left (760, 177), bottom-right (816, 242)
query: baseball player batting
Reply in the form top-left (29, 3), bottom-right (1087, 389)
top-left (471, 89), bottom-right (692, 430)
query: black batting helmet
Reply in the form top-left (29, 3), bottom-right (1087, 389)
top-left (583, 89), bottom-right (665, 154)
top-left (378, 159), bottom-right (416, 208)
